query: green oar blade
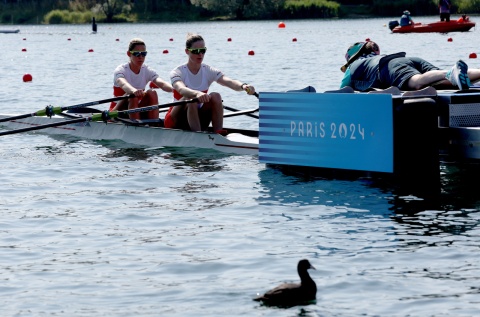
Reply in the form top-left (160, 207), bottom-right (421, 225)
top-left (0, 95), bottom-right (133, 123)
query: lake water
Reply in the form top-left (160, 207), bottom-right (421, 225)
top-left (1, 17), bottom-right (480, 316)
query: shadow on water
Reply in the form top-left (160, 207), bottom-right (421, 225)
top-left (257, 163), bottom-right (480, 243)
top-left (98, 140), bottom-right (230, 173)
top-left (256, 167), bottom-right (397, 218)
top-left (159, 147), bottom-right (230, 173)
top-left (257, 162), bottom-right (480, 214)
top-left (45, 134), bottom-right (230, 173)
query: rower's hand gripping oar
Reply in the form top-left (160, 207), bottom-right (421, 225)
top-left (0, 94), bottom-right (134, 123)
top-left (103, 98), bottom-right (199, 121)
top-left (0, 98), bottom-right (198, 137)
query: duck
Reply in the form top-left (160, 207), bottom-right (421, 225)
top-left (254, 259), bottom-right (317, 307)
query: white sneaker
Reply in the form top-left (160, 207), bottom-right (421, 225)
top-left (446, 60), bottom-right (471, 90)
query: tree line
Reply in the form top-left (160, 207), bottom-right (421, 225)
top-left (1, 0), bottom-right (479, 24)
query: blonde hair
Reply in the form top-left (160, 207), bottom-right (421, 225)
top-left (128, 38), bottom-right (146, 51)
top-left (186, 33), bottom-right (204, 48)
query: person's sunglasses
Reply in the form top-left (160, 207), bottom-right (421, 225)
top-left (130, 51), bottom-right (148, 57)
top-left (187, 47), bottom-right (207, 55)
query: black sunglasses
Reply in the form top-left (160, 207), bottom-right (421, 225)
top-left (130, 51), bottom-right (148, 57)
top-left (187, 47), bottom-right (207, 55)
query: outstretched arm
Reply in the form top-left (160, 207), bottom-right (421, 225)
top-left (152, 77), bottom-right (173, 92)
top-left (217, 75), bottom-right (256, 95)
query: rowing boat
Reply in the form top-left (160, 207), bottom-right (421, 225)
top-left (0, 113), bottom-right (259, 155)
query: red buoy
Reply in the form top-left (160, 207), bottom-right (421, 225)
top-left (23, 74), bottom-right (33, 82)
top-left (278, 22), bottom-right (286, 28)
top-left (248, 50), bottom-right (255, 56)
top-left (21, 48), bottom-right (27, 52)
top-left (67, 38), bottom-right (71, 41)
top-left (292, 38), bottom-right (297, 42)
top-left (88, 49), bottom-right (94, 52)
top-left (163, 49), bottom-right (169, 54)
top-left (169, 38), bottom-right (173, 41)
top-left (227, 38), bottom-right (232, 42)
top-left (469, 52), bottom-right (477, 59)
top-left (447, 37), bottom-right (453, 42)
top-left (116, 38), bottom-right (120, 41)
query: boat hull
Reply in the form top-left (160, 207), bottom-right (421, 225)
top-left (0, 115), bottom-right (259, 155)
top-left (392, 21), bottom-right (475, 33)
top-left (0, 29), bottom-right (20, 33)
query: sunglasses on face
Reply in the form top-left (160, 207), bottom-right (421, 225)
top-left (130, 51), bottom-right (148, 57)
top-left (187, 47), bottom-right (207, 55)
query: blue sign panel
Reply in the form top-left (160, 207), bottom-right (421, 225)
top-left (259, 92), bottom-right (394, 173)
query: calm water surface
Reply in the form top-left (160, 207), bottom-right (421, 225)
top-left (1, 18), bottom-right (479, 316)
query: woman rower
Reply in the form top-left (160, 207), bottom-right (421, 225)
top-left (111, 38), bottom-right (172, 121)
top-left (164, 33), bottom-right (257, 134)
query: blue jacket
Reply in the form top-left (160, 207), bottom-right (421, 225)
top-left (340, 53), bottom-right (407, 91)
top-left (400, 14), bottom-right (413, 26)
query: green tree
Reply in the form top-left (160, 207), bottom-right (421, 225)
top-left (456, 0), bottom-right (480, 13)
top-left (191, 0), bottom-right (286, 19)
top-left (99, 0), bottom-right (125, 22)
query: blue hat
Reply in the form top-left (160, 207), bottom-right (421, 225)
top-left (345, 42), bottom-right (365, 62)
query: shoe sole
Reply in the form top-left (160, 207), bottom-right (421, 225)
top-left (456, 60), bottom-right (471, 90)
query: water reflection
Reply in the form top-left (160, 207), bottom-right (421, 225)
top-left (96, 140), bottom-right (229, 173)
top-left (440, 162), bottom-right (480, 209)
top-left (391, 208), bottom-right (478, 237)
top-left (161, 147), bottom-right (229, 173)
top-left (256, 167), bottom-right (395, 218)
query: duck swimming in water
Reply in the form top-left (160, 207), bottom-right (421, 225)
top-left (254, 259), bottom-right (317, 307)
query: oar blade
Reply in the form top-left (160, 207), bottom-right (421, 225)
top-left (0, 95), bottom-right (133, 124)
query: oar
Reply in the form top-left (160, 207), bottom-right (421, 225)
top-left (0, 98), bottom-right (198, 137)
top-left (0, 94), bottom-right (134, 123)
top-left (224, 105), bottom-right (259, 119)
top-left (224, 107), bottom-right (259, 118)
top-left (221, 90), bottom-right (260, 119)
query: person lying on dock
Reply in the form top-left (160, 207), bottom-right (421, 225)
top-left (111, 38), bottom-right (173, 121)
top-left (165, 33), bottom-right (256, 134)
top-left (340, 40), bottom-right (480, 92)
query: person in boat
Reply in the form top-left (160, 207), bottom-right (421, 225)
top-left (340, 40), bottom-right (480, 92)
top-left (111, 38), bottom-right (173, 121)
top-left (458, 14), bottom-right (469, 22)
top-left (399, 10), bottom-right (414, 27)
top-left (164, 33), bottom-right (256, 134)
top-left (439, 0), bottom-right (451, 22)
